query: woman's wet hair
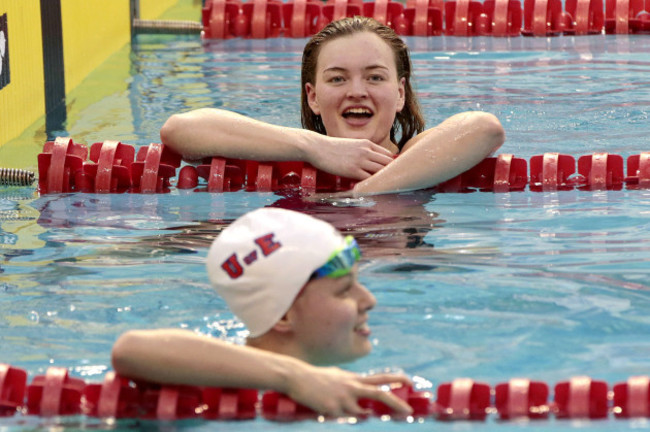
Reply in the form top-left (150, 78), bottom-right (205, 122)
top-left (300, 17), bottom-right (425, 151)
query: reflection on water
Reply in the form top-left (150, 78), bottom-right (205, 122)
top-left (2, 189), bottom-right (650, 391)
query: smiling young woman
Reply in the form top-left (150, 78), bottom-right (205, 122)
top-left (304, 31), bottom-right (406, 153)
top-left (159, 17), bottom-right (505, 195)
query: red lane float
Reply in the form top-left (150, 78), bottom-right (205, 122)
top-left (360, 385), bottom-right (433, 417)
top-left (249, 0), bottom-right (283, 38)
top-left (84, 372), bottom-right (140, 418)
top-left (432, 378), bottom-right (491, 420)
top-left (403, 0), bottom-right (444, 36)
top-left (522, 0), bottom-right (566, 35)
top-left (0, 364), bottom-right (27, 417)
top-left (6, 364), bottom-right (650, 421)
top-left (262, 391), bottom-right (319, 420)
top-left (529, 153), bottom-right (577, 191)
top-left (577, 152), bottom-right (624, 191)
top-left (26, 367), bottom-right (86, 417)
top-left (564, 0), bottom-right (605, 34)
top-left (436, 153), bottom-right (527, 192)
top-left (363, 0), bottom-right (410, 33)
top-left (140, 384), bottom-right (203, 420)
top-left (444, 0), bottom-right (488, 36)
top-left (495, 379), bottom-right (550, 419)
top-left (484, 0), bottom-right (524, 36)
top-left (201, 0), bottom-right (649, 37)
top-left (614, 375), bottom-right (650, 418)
top-left (78, 141), bottom-right (134, 193)
top-left (626, 152), bottom-right (650, 189)
top-left (37, 137), bottom-right (87, 194)
top-left (6, 364), bottom-right (650, 422)
top-left (202, 387), bottom-right (258, 420)
top-left (36, 138), bottom-right (650, 195)
top-left (322, 0), bottom-right (363, 24)
top-left (605, 0), bottom-right (650, 33)
top-left (131, 143), bottom-right (182, 193)
top-left (203, 0), bottom-right (243, 39)
top-left (282, 0), bottom-right (324, 37)
top-left (554, 376), bottom-right (609, 419)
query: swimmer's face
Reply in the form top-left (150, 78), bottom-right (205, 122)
top-left (285, 265), bottom-right (377, 365)
top-left (305, 31), bottom-right (405, 153)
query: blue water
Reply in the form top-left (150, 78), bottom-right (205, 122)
top-left (1, 34), bottom-right (650, 430)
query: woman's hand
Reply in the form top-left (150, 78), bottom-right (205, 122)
top-left (284, 364), bottom-right (414, 418)
top-left (307, 136), bottom-right (395, 180)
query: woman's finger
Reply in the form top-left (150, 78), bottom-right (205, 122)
top-left (369, 143), bottom-right (396, 157)
top-left (366, 152), bottom-right (394, 167)
top-left (375, 390), bottom-right (413, 415)
top-left (341, 397), bottom-right (370, 417)
top-left (361, 160), bottom-right (389, 175)
top-left (353, 169), bottom-right (373, 180)
top-left (355, 386), bottom-right (413, 415)
top-left (358, 373), bottom-right (413, 387)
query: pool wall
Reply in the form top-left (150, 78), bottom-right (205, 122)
top-left (0, 0), bottom-right (196, 169)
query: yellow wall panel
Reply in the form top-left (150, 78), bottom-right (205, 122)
top-left (0, 0), bottom-right (199, 168)
top-left (60, 0), bottom-right (130, 96)
top-left (139, 0), bottom-right (179, 20)
top-left (0, 0), bottom-right (45, 148)
top-left (158, 0), bottom-right (203, 20)
top-left (65, 44), bottom-right (136, 145)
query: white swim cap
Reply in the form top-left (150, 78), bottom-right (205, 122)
top-left (206, 208), bottom-right (348, 337)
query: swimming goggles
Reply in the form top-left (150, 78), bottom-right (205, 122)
top-left (311, 235), bottom-right (361, 279)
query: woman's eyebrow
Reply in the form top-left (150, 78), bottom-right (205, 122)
top-left (323, 66), bottom-right (347, 74)
top-left (364, 64), bottom-right (390, 71)
top-left (323, 64), bottom-right (390, 73)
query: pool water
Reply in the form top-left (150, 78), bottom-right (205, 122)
top-left (1, 34), bottom-right (650, 430)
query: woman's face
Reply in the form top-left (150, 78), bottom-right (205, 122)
top-left (286, 265), bottom-right (377, 365)
top-left (305, 31), bottom-right (406, 153)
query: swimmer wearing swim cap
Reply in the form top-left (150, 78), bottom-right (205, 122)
top-left (207, 208), bottom-right (374, 364)
top-left (112, 208), bottom-right (413, 417)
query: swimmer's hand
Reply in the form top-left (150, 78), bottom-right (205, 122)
top-left (284, 364), bottom-right (413, 418)
top-left (307, 136), bottom-right (395, 181)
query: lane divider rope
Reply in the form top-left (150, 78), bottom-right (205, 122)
top-left (36, 137), bottom-right (650, 194)
top-left (1, 364), bottom-right (649, 421)
top-left (199, 0), bottom-right (650, 39)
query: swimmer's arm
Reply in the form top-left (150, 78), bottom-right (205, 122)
top-left (111, 328), bottom-right (413, 417)
top-left (352, 112), bottom-right (505, 195)
top-left (160, 108), bottom-right (314, 162)
top-left (160, 108), bottom-right (393, 179)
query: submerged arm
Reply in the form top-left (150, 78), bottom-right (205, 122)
top-left (111, 329), bottom-right (413, 417)
top-left (352, 112), bottom-right (505, 195)
top-left (160, 108), bottom-right (394, 180)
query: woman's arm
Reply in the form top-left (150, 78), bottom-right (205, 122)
top-left (160, 108), bottom-right (394, 180)
top-left (352, 112), bottom-right (505, 195)
top-left (111, 329), bottom-right (413, 417)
